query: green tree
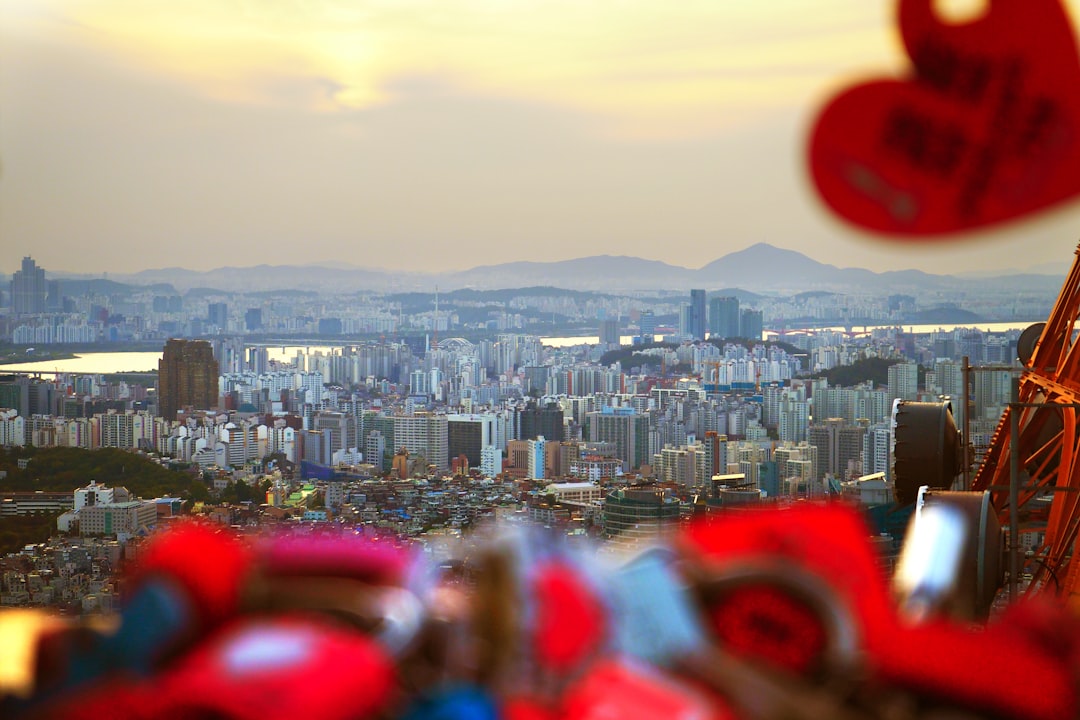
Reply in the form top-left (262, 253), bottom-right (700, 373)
top-left (189, 480), bottom-right (211, 503)
top-left (219, 482), bottom-right (239, 504)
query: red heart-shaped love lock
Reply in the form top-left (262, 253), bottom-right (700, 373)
top-left (809, 0), bottom-right (1080, 237)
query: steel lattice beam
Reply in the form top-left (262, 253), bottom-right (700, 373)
top-left (972, 245), bottom-right (1080, 601)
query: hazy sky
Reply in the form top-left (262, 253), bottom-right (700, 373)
top-left (4, 0), bottom-right (1080, 276)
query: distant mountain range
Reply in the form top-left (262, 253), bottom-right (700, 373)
top-left (42, 243), bottom-right (1064, 295)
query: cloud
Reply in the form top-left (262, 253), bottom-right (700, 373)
top-left (5, 0), bottom-right (1080, 277)
top-left (4, 1), bottom-right (900, 138)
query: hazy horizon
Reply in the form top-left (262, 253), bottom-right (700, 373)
top-left (3, 240), bottom-right (1072, 280)
top-left (6, 1), bottom-right (1080, 277)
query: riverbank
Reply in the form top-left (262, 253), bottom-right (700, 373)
top-left (0, 321), bottom-right (1041, 376)
top-left (0, 350), bottom-right (78, 366)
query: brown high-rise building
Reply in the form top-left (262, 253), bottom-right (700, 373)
top-left (158, 339), bottom-right (219, 420)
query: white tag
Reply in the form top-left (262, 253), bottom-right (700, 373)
top-left (607, 549), bottom-right (706, 665)
top-left (221, 625), bottom-right (316, 675)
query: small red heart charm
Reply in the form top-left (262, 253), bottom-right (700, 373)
top-left (809, 0), bottom-right (1080, 236)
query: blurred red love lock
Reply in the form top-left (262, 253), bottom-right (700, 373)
top-left (560, 659), bottom-right (731, 720)
top-left (809, 0), bottom-right (1080, 236)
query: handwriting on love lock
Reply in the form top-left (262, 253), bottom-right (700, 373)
top-left (809, 0), bottom-right (1080, 237)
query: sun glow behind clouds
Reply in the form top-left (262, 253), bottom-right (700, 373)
top-left (9, 0), bottom-right (903, 137)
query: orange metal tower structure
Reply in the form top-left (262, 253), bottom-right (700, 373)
top-left (972, 244), bottom-right (1080, 604)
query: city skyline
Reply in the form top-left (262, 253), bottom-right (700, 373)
top-left (0, 244), bottom-right (1072, 296)
top-left (7, 2), bottom-right (1080, 276)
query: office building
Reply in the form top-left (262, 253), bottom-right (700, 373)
top-left (603, 487), bottom-right (681, 548)
top-left (518, 401), bottom-right (565, 442)
top-left (158, 339), bottom-right (219, 421)
top-left (448, 413), bottom-right (497, 467)
top-left (639, 310), bottom-right (658, 341)
top-left (709, 296), bottom-right (740, 339)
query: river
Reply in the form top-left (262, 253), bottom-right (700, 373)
top-left (0, 321), bottom-right (1038, 375)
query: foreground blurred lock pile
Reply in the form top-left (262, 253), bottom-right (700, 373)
top-left (1, 503), bottom-right (1078, 720)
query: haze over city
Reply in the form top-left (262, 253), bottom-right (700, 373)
top-left (6, 0), bottom-right (1080, 278)
top-left (9, 3), bottom-right (1080, 715)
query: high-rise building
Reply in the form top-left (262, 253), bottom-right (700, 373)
top-left (0, 409), bottom-right (25, 447)
top-left (773, 442), bottom-right (819, 496)
top-left (689, 289), bottom-right (706, 340)
top-left (522, 367), bottom-right (550, 396)
top-left (46, 280), bottom-right (61, 311)
top-left (208, 302), bottom-right (229, 330)
top-left (679, 306), bottom-right (694, 338)
top-left (709, 297), bottom-right (740, 339)
top-left (247, 346), bottom-right (269, 374)
top-left (863, 423), bottom-right (893, 481)
top-left (100, 411), bottom-right (151, 450)
top-left (807, 418), bottom-right (866, 482)
top-left (887, 362), bottom-right (919, 402)
top-left (480, 445), bottom-right (503, 478)
top-left (245, 308), bottom-right (263, 331)
top-left (585, 407), bottom-right (649, 471)
top-left (974, 369), bottom-right (1013, 422)
top-left (300, 429), bottom-right (331, 465)
top-left (393, 413), bottom-right (449, 470)
top-left (448, 413), bottom-right (497, 467)
top-left (313, 411), bottom-right (356, 457)
top-left (158, 339), bottom-right (219, 421)
top-left (740, 309), bottom-right (763, 341)
top-left (528, 436), bottom-right (547, 479)
top-left (365, 430), bottom-right (387, 472)
top-left (599, 318), bottom-right (620, 346)
top-left (518, 401), bottom-right (565, 442)
top-left (778, 395), bottom-right (810, 443)
top-left (11, 257), bottom-right (47, 314)
top-left (212, 336), bottom-right (245, 375)
top-left (410, 369), bottom-right (429, 396)
top-left (958, 331), bottom-right (986, 365)
top-left (0, 376), bottom-right (30, 416)
top-left (655, 444), bottom-right (703, 486)
top-left (639, 310), bottom-right (658, 341)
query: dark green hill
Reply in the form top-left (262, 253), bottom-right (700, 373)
top-left (599, 338), bottom-right (804, 370)
top-left (0, 447), bottom-right (197, 499)
top-left (811, 357), bottom-right (918, 388)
